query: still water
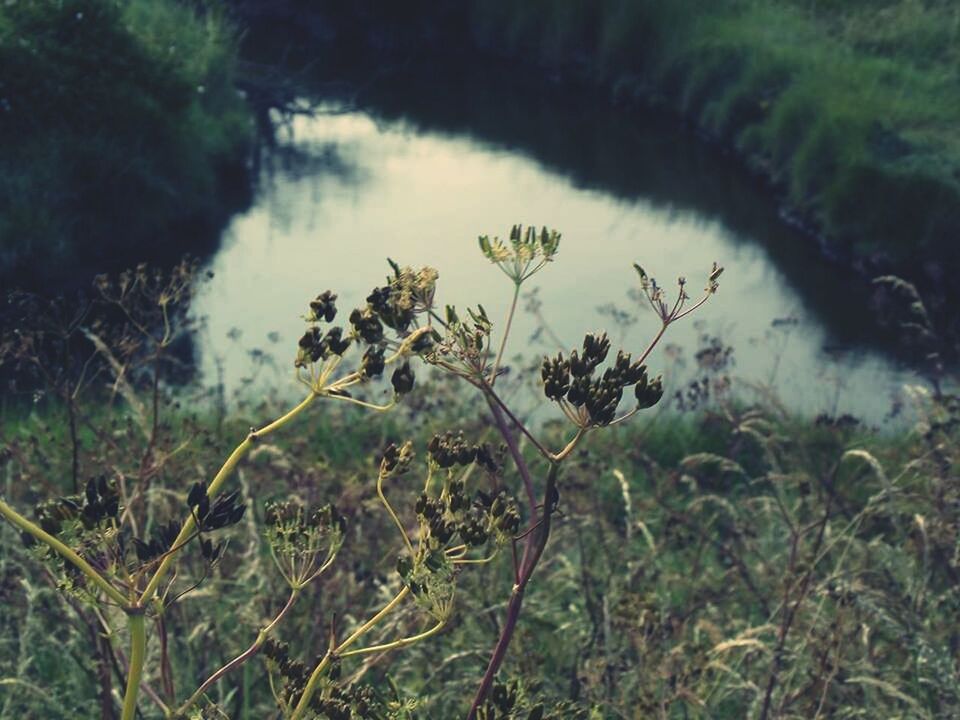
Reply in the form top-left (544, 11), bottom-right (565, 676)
top-left (194, 80), bottom-right (920, 423)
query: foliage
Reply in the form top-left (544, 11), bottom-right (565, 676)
top-left (0, 230), bottom-right (720, 718)
top-left (6, 237), bottom-right (960, 719)
top-left (264, 0), bottom-right (960, 270)
top-left (461, 0), bottom-right (960, 264)
top-left (0, 0), bottom-right (252, 281)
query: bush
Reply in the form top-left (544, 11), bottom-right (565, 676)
top-left (0, 0), bottom-right (252, 281)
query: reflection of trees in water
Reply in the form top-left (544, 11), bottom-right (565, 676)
top-left (239, 65), bottom-right (372, 234)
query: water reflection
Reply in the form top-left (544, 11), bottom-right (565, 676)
top-left (195, 105), bottom-right (918, 421)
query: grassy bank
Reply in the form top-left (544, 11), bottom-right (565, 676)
top-left (462, 0), bottom-right (960, 270)
top-left (241, 0), bottom-right (960, 287)
top-left (0, 0), bottom-right (252, 284)
top-left (464, 0), bottom-right (960, 272)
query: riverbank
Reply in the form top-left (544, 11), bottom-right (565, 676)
top-left (0, 0), bottom-right (253, 287)
top-left (490, 1), bottom-right (960, 281)
top-left (232, 0), bottom-right (960, 316)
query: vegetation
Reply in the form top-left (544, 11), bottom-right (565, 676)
top-left (3, 233), bottom-right (959, 718)
top-left (0, 0), bottom-right (252, 282)
top-left (3, 1), bottom-right (960, 715)
top-left (255, 0), bottom-right (960, 278)
top-left (0, 229), bottom-right (723, 718)
top-left (464, 0), bottom-right (960, 268)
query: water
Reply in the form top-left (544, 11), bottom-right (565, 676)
top-left (194, 72), bottom-right (921, 423)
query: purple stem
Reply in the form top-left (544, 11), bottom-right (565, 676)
top-left (466, 465), bottom-right (558, 719)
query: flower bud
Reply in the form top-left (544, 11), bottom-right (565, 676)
top-left (308, 291), bottom-right (338, 322)
top-left (635, 374), bottom-right (664, 409)
top-left (391, 362), bottom-right (415, 395)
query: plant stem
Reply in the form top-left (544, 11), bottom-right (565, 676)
top-left (140, 391), bottom-right (316, 605)
top-left (490, 283), bottom-right (521, 385)
top-left (180, 588), bottom-right (300, 713)
top-left (482, 384), bottom-right (552, 462)
top-left (67, 395), bottom-right (79, 494)
top-left (485, 396), bottom-right (539, 514)
top-left (378, 473), bottom-right (415, 556)
top-left (0, 499), bottom-right (128, 606)
top-left (466, 465), bottom-right (558, 719)
top-left (121, 611), bottom-right (146, 720)
top-left (339, 617), bottom-right (446, 658)
top-left (290, 587), bottom-right (410, 720)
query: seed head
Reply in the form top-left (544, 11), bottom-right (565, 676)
top-left (635, 373), bottom-right (664, 409)
top-left (308, 291), bottom-right (338, 322)
top-left (391, 362), bottom-right (415, 395)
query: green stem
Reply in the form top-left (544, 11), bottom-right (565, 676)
top-left (338, 618), bottom-right (446, 658)
top-left (140, 392), bottom-right (317, 605)
top-left (121, 611), bottom-right (146, 720)
top-left (290, 587), bottom-right (410, 720)
top-left (179, 588), bottom-right (300, 713)
top-left (489, 283), bottom-right (521, 385)
top-left (377, 473), bottom-right (415, 556)
top-left (0, 499), bottom-right (127, 606)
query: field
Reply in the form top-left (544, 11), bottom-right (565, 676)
top-left (1, 252), bottom-right (958, 718)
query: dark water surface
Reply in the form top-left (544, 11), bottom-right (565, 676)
top-left (194, 66), bottom-right (921, 421)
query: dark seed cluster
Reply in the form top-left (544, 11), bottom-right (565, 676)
top-left (296, 270), bottom-right (432, 403)
top-left (390, 361), bottom-right (415, 395)
top-left (25, 476), bottom-right (120, 547)
top-left (427, 431), bottom-right (501, 475)
top-left (379, 442), bottom-right (415, 477)
top-left (476, 680), bottom-right (580, 720)
top-left (348, 307), bottom-right (384, 345)
top-left (360, 346), bottom-right (385, 379)
top-left (414, 482), bottom-right (521, 552)
top-left (365, 285), bottom-right (412, 334)
top-left (81, 475), bottom-right (120, 527)
top-left (634, 370), bottom-right (665, 410)
top-left (476, 681), bottom-right (522, 720)
top-left (308, 291), bottom-right (338, 323)
top-left (482, 490), bottom-right (522, 537)
top-left (27, 499), bottom-right (79, 543)
top-left (133, 520), bottom-right (183, 563)
top-left (262, 638), bottom-right (310, 709)
top-left (395, 551), bottom-right (439, 596)
top-left (263, 636), bottom-right (384, 719)
top-left (187, 481), bottom-right (246, 532)
top-left (540, 333), bottom-right (664, 425)
top-left (263, 498), bottom-right (346, 587)
top-left (428, 431), bottom-right (473, 468)
top-left (265, 500), bottom-right (347, 537)
top-left (296, 326), bottom-right (352, 367)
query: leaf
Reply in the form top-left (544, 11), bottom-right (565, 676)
top-left (845, 676), bottom-right (925, 714)
top-left (709, 638), bottom-right (771, 655)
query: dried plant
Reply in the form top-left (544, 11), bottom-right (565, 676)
top-left (0, 227), bottom-right (720, 719)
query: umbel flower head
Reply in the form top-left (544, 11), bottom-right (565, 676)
top-left (292, 261), bottom-right (436, 405)
top-left (540, 332), bottom-right (660, 427)
top-left (479, 225), bottom-right (560, 284)
top-left (540, 260), bottom-right (721, 428)
top-left (264, 499), bottom-right (345, 588)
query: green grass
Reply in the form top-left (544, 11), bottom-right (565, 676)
top-left (458, 0), bottom-right (960, 264)
top-left (2, 379), bottom-right (957, 717)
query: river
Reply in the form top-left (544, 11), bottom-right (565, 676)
top-left (192, 65), bottom-right (922, 424)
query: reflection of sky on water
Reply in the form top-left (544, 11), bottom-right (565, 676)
top-left (194, 110), bottom-right (919, 422)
